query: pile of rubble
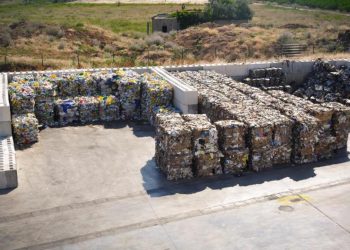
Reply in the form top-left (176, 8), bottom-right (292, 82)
top-left (243, 67), bottom-right (291, 92)
top-left (293, 60), bottom-right (350, 105)
top-left (8, 70), bottom-right (173, 146)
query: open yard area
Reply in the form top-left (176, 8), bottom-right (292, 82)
top-left (1, 124), bottom-right (350, 249)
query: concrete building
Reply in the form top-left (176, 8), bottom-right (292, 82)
top-left (152, 13), bottom-right (178, 33)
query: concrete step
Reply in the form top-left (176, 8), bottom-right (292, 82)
top-left (0, 136), bottom-right (17, 189)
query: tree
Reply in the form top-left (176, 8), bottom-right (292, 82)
top-left (205, 0), bottom-right (253, 21)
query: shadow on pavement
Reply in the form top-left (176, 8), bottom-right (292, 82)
top-left (141, 150), bottom-right (350, 197)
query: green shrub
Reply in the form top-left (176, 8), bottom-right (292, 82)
top-left (172, 10), bottom-right (204, 29)
top-left (173, 0), bottom-right (253, 30)
top-left (205, 0), bottom-right (253, 21)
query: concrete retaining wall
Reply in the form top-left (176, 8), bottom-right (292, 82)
top-left (0, 73), bottom-right (12, 137)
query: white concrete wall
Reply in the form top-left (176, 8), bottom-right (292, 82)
top-left (152, 67), bottom-right (198, 114)
top-left (0, 73), bottom-right (12, 137)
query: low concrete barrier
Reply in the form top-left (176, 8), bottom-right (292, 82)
top-left (152, 67), bottom-right (198, 114)
top-left (0, 136), bottom-right (17, 189)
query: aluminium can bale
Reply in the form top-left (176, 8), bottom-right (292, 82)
top-left (55, 98), bottom-right (78, 126)
top-left (118, 70), bottom-right (142, 120)
top-left (141, 72), bottom-right (173, 123)
top-left (321, 102), bottom-right (350, 149)
top-left (98, 95), bottom-right (120, 121)
top-left (152, 105), bottom-right (180, 127)
top-left (183, 114), bottom-right (222, 176)
top-left (75, 96), bottom-right (100, 124)
top-left (215, 120), bottom-right (247, 151)
top-left (8, 82), bottom-right (35, 114)
top-left (221, 148), bottom-right (249, 175)
top-left (12, 113), bottom-right (39, 146)
top-left (155, 112), bottom-right (193, 180)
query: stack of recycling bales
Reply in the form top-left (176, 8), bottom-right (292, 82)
top-left (172, 71), bottom-right (293, 171)
top-left (155, 111), bottom-right (193, 180)
top-left (8, 69), bottom-right (175, 146)
top-left (195, 70), bottom-right (350, 163)
top-left (8, 79), bottom-right (39, 146)
top-left (141, 72), bottom-right (173, 124)
top-left (183, 114), bottom-right (222, 176)
top-left (266, 90), bottom-right (336, 160)
top-left (243, 67), bottom-right (290, 92)
top-left (293, 60), bottom-right (350, 104)
top-left (31, 75), bottom-right (57, 126)
top-left (118, 70), bottom-right (141, 120)
top-left (220, 78), bottom-right (322, 163)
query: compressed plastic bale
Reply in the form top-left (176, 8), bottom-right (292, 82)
top-left (75, 96), bottom-right (100, 124)
top-left (118, 70), bottom-right (142, 120)
top-left (12, 113), bottom-right (39, 146)
top-left (56, 74), bottom-right (80, 97)
top-left (8, 82), bottom-right (35, 114)
top-left (98, 70), bottom-right (124, 96)
top-left (55, 98), bottom-right (78, 126)
top-left (11, 74), bottom-right (36, 83)
top-left (79, 72), bottom-right (99, 96)
top-left (98, 95), bottom-right (120, 121)
top-left (34, 97), bottom-right (56, 126)
top-left (183, 114), bottom-right (222, 176)
top-left (141, 72), bottom-right (173, 123)
top-left (155, 112), bottom-right (193, 180)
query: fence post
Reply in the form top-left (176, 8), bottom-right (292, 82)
top-left (112, 53), bottom-right (115, 63)
top-left (181, 48), bottom-right (184, 65)
top-left (147, 48), bottom-right (150, 66)
top-left (147, 22), bottom-right (150, 35)
top-left (41, 53), bottom-right (44, 67)
top-left (77, 52), bottom-right (80, 68)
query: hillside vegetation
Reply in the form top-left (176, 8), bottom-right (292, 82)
top-left (263, 0), bottom-right (350, 12)
top-left (0, 2), bottom-right (349, 71)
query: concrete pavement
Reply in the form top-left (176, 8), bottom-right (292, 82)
top-left (0, 123), bottom-right (350, 249)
